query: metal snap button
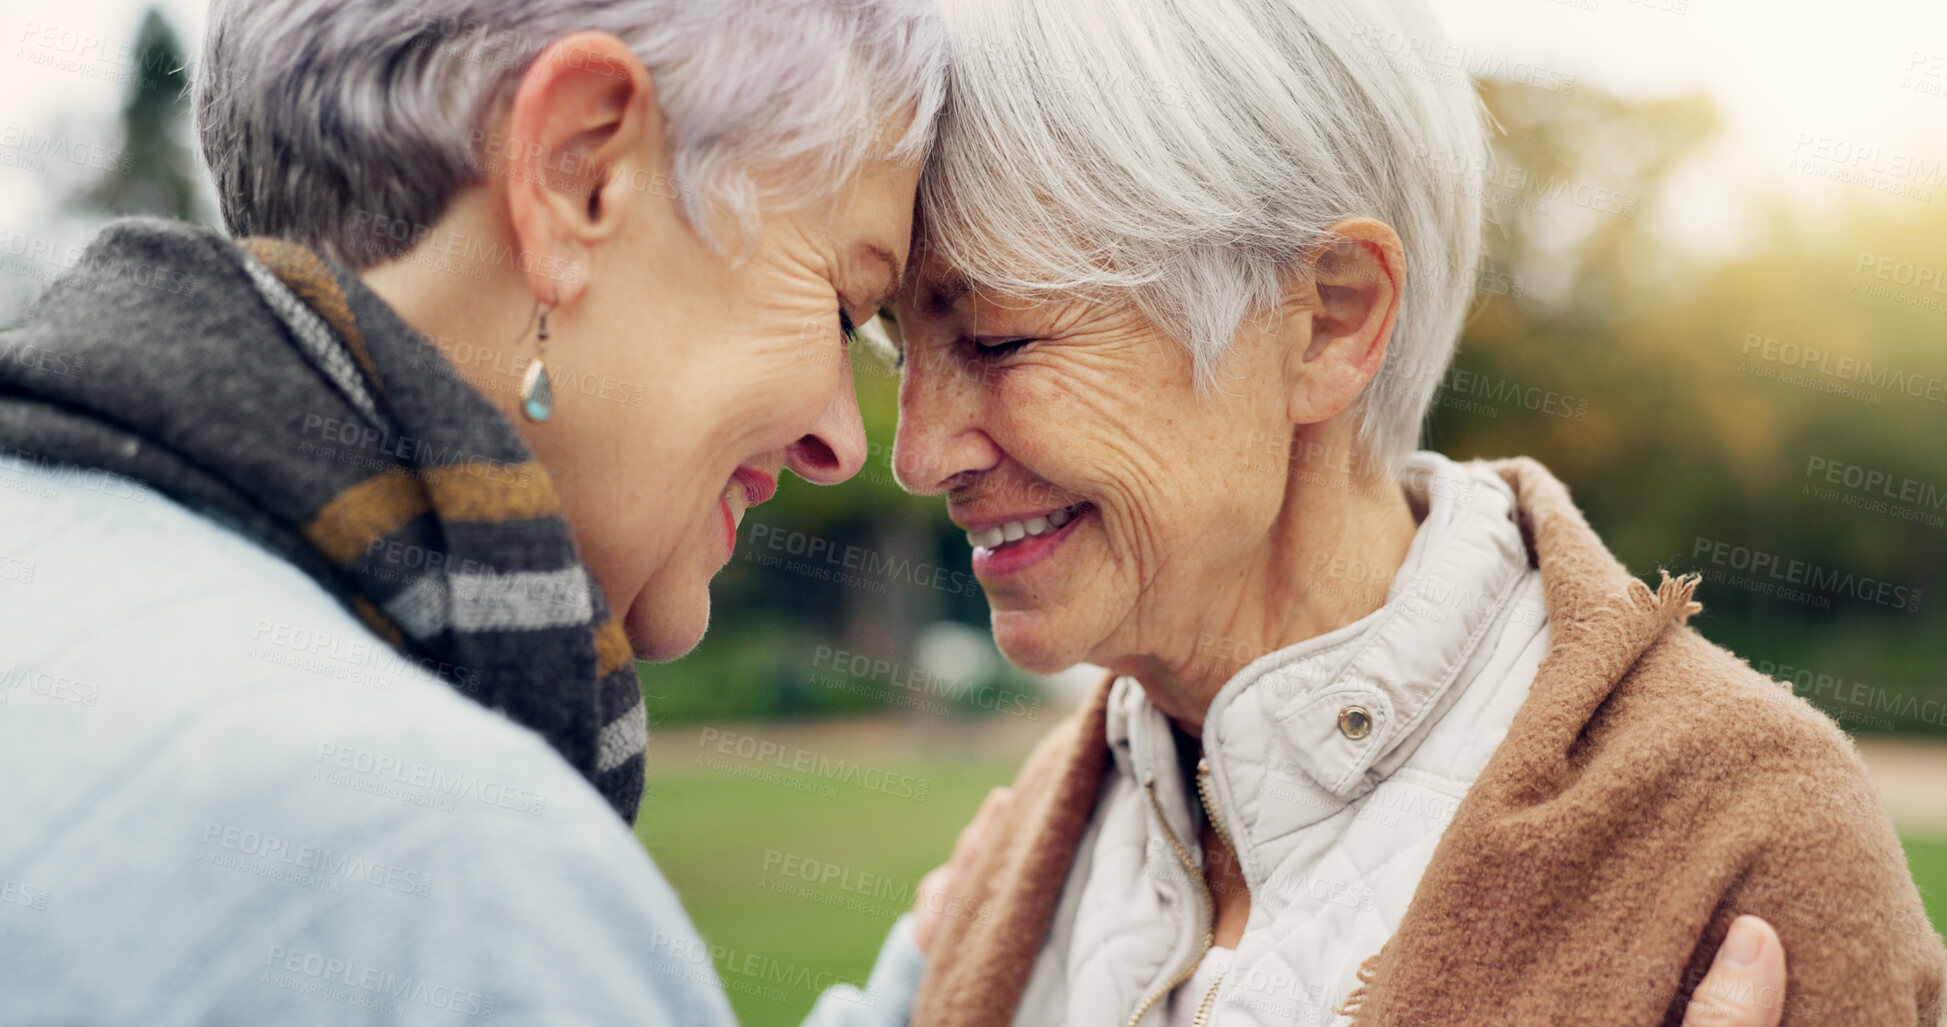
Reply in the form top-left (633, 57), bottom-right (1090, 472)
top-left (1338, 705), bottom-right (1373, 740)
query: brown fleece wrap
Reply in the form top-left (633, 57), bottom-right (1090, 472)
top-left (914, 675), bottom-right (1115, 1025)
top-left (911, 457), bottom-right (1947, 1027)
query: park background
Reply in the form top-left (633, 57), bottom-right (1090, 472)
top-left (2, 1), bottom-right (1944, 1023)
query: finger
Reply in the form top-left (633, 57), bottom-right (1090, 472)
top-left (949, 786), bottom-right (1013, 873)
top-left (912, 865), bottom-right (953, 946)
top-left (915, 787), bottom-right (1016, 954)
top-left (1680, 915), bottom-right (1786, 1027)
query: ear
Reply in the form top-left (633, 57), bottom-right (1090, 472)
top-left (1277, 217), bottom-right (1404, 426)
top-left (499, 32), bottom-right (663, 308)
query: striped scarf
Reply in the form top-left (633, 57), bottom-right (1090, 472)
top-left (0, 218), bottom-right (647, 821)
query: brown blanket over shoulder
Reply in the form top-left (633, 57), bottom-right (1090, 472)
top-left (913, 457), bottom-right (1946, 1026)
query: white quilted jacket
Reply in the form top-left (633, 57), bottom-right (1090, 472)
top-left (1013, 452), bottom-right (1554, 1027)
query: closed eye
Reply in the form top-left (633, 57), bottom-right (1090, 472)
top-left (971, 337), bottom-right (1036, 361)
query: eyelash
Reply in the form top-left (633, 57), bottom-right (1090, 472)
top-left (971, 338), bottom-right (1035, 361)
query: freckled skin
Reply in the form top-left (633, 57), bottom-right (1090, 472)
top-left (893, 202), bottom-right (1792, 1019)
top-left (889, 220), bottom-right (1419, 730)
top-left (889, 221), bottom-right (1419, 948)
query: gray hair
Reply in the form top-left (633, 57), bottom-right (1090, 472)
top-left (918, 0), bottom-right (1487, 475)
top-left (196, 0), bottom-right (947, 268)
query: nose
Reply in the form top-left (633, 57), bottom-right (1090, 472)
top-left (893, 351), bottom-right (1002, 495)
top-left (784, 365), bottom-right (868, 486)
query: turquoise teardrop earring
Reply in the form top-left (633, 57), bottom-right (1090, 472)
top-left (520, 301), bottom-right (555, 423)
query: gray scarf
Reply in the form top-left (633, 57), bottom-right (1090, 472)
top-left (0, 217), bottom-right (647, 821)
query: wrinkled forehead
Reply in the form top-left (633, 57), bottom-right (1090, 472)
top-left (904, 246), bottom-right (970, 316)
top-left (884, 224), bottom-right (969, 314)
top-left (860, 234), bottom-right (963, 361)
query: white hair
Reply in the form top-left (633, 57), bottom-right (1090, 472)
top-left (196, 0), bottom-right (947, 268)
top-left (918, 0), bottom-right (1487, 475)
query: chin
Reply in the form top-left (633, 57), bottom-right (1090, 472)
top-left (625, 587), bottom-right (711, 663)
top-left (990, 607), bottom-right (1087, 675)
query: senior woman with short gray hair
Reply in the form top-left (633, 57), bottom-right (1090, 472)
top-left (886, 0), bottom-right (1945, 1024)
top-left (0, 0), bottom-right (985, 1021)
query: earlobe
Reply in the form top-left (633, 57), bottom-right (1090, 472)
top-left (1280, 218), bottom-right (1403, 425)
top-left (499, 31), bottom-right (664, 308)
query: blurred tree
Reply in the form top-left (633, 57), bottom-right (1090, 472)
top-left (654, 75), bottom-right (1946, 736)
top-left (1438, 80), bottom-right (1728, 526)
top-left (67, 7), bottom-right (206, 223)
top-left (1434, 80), bottom-right (1947, 729)
top-left (1471, 78), bottom-right (1720, 312)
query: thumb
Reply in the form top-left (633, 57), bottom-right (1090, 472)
top-left (1680, 915), bottom-right (1786, 1027)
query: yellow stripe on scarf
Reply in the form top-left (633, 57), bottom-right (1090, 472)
top-left (423, 462), bottom-right (559, 521)
top-left (305, 463), bottom-right (560, 568)
top-left (594, 615), bottom-right (635, 678)
top-left (304, 471), bottom-right (430, 564)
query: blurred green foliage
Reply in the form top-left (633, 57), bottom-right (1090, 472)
top-left (67, 7), bottom-right (206, 222)
top-left (1434, 81), bottom-right (1947, 733)
top-left (649, 76), bottom-right (1947, 738)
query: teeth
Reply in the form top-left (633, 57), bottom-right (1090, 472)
top-left (966, 504), bottom-right (1086, 550)
top-left (725, 484), bottom-right (745, 529)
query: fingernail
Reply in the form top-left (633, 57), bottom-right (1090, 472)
top-left (1722, 916), bottom-right (1763, 967)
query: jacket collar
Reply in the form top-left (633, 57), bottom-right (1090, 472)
top-left (909, 456), bottom-right (1710, 1027)
top-left (1106, 453), bottom-right (1538, 819)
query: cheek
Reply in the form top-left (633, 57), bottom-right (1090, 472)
top-left (993, 369), bottom-right (1144, 486)
top-left (996, 376), bottom-right (1183, 534)
top-left (726, 334), bottom-right (846, 449)
top-left (1005, 383), bottom-right (1281, 577)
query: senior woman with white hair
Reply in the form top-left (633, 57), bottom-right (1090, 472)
top-left (884, 0), bottom-right (1945, 1024)
top-left (0, 1), bottom-right (1867, 1024)
top-left (0, 0), bottom-right (1000, 1021)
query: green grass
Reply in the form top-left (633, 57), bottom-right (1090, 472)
top-left (637, 752), bottom-right (1022, 1027)
top-left (640, 749), bottom-right (1947, 1027)
top-left (1905, 834), bottom-right (1947, 939)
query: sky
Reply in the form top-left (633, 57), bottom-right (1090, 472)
top-left (1427, 0), bottom-right (1947, 251)
top-left (2, 0), bottom-right (1944, 295)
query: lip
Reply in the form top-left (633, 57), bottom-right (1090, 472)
top-left (720, 497), bottom-right (737, 560)
top-left (967, 504), bottom-right (1091, 580)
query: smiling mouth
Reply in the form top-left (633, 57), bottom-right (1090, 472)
top-left (966, 502), bottom-right (1092, 551)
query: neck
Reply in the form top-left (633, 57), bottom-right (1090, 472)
top-left (1109, 448), bottom-right (1420, 737)
top-left (356, 191), bottom-right (534, 429)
